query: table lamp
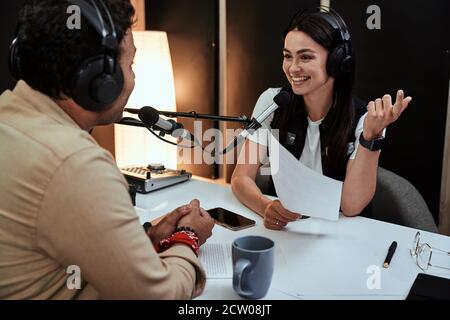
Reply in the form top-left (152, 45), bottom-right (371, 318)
top-left (115, 31), bottom-right (177, 169)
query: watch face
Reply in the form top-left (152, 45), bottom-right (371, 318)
top-left (360, 133), bottom-right (385, 151)
top-left (372, 137), bottom-right (385, 151)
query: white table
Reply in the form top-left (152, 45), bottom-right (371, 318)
top-left (135, 178), bottom-right (450, 300)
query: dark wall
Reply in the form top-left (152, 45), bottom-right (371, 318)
top-left (0, 1), bottom-right (24, 93)
top-left (147, 0), bottom-right (219, 179)
top-left (332, 0), bottom-right (450, 222)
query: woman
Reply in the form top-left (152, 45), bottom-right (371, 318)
top-left (231, 9), bottom-right (412, 230)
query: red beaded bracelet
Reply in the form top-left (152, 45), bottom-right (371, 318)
top-left (156, 230), bottom-right (200, 256)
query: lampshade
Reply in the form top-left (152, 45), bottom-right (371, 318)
top-left (115, 31), bottom-right (178, 169)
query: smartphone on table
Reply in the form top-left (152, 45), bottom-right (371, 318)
top-left (207, 207), bottom-right (256, 231)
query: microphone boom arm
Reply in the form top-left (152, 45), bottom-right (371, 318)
top-left (118, 107), bottom-right (266, 155)
top-left (123, 107), bottom-right (252, 126)
top-left (117, 117), bottom-right (148, 128)
top-left (118, 90), bottom-right (290, 155)
top-left (157, 110), bottom-right (252, 126)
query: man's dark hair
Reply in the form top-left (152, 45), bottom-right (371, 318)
top-left (16, 0), bottom-right (135, 100)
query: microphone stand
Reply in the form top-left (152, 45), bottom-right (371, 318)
top-left (117, 117), bottom-right (148, 128)
top-left (117, 108), bottom-right (258, 155)
top-left (157, 110), bottom-right (252, 126)
top-left (118, 109), bottom-right (252, 127)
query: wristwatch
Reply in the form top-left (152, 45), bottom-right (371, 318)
top-left (359, 133), bottom-right (385, 151)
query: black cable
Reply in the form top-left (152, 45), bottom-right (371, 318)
top-left (119, 117), bottom-right (206, 151)
top-left (146, 127), bottom-right (205, 151)
top-left (146, 127), bottom-right (183, 147)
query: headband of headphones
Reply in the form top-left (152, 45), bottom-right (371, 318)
top-left (313, 9), bottom-right (351, 47)
top-left (66, 0), bottom-right (118, 51)
top-left (287, 8), bottom-right (351, 43)
top-left (12, 0), bottom-right (119, 60)
top-left (9, 0), bottom-right (124, 111)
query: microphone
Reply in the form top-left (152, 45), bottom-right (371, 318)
top-left (138, 106), bottom-right (180, 133)
top-left (221, 90), bottom-right (291, 155)
top-left (138, 106), bottom-right (193, 141)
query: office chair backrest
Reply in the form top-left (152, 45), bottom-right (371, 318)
top-left (372, 167), bottom-right (438, 233)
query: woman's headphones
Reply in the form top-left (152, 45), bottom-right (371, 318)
top-left (9, 0), bottom-right (124, 112)
top-left (315, 10), bottom-right (354, 79)
top-left (288, 8), bottom-right (354, 79)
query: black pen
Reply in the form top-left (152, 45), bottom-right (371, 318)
top-left (383, 241), bottom-right (397, 268)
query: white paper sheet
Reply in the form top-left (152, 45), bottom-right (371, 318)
top-left (198, 242), bottom-right (290, 281)
top-left (199, 243), bottom-right (233, 279)
top-left (268, 134), bottom-right (342, 221)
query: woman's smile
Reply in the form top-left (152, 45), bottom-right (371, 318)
top-left (290, 75), bottom-right (311, 86)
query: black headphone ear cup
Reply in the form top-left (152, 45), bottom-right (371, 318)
top-left (327, 44), bottom-right (344, 78)
top-left (71, 55), bottom-right (124, 112)
top-left (327, 43), bottom-right (353, 78)
top-left (91, 72), bottom-right (123, 105)
top-left (340, 55), bottom-right (354, 74)
top-left (9, 38), bottom-right (21, 80)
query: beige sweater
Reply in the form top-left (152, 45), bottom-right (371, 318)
top-left (0, 81), bottom-right (206, 299)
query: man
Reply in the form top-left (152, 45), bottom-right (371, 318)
top-left (0, 0), bottom-right (214, 299)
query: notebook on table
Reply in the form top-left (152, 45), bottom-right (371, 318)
top-left (406, 273), bottom-right (450, 300)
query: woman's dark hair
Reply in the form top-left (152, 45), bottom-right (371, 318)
top-left (272, 9), bottom-right (356, 176)
top-left (15, 0), bottom-right (135, 100)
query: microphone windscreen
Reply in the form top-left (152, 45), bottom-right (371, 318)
top-left (138, 107), bottom-right (160, 126)
top-left (273, 90), bottom-right (291, 107)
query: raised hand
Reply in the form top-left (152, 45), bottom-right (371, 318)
top-left (363, 90), bottom-right (413, 140)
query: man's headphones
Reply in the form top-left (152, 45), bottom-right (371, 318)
top-left (314, 10), bottom-right (354, 78)
top-left (9, 0), bottom-right (124, 112)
